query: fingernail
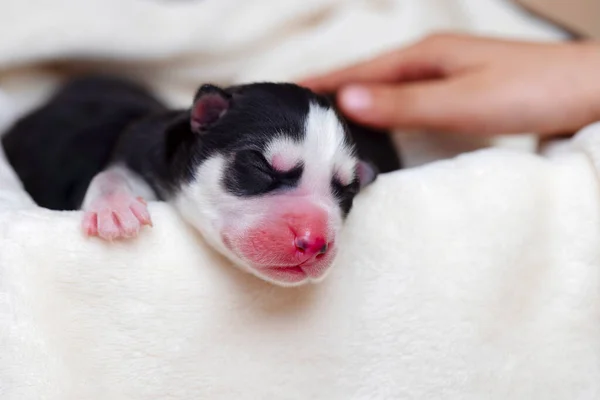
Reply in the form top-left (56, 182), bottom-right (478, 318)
top-left (341, 86), bottom-right (372, 111)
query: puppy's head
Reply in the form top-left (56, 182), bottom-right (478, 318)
top-left (169, 83), bottom-right (377, 286)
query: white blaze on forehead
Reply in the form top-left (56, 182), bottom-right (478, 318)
top-left (264, 103), bottom-right (357, 190)
top-left (265, 136), bottom-right (302, 172)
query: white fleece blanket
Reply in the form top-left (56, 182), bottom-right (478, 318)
top-left (3, 0), bottom-right (599, 399)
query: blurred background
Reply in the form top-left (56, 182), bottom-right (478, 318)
top-left (0, 0), bottom-right (594, 166)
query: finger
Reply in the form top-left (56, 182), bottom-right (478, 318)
top-left (335, 80), bottom-right (478, 133)
top-left (299, 34), bottom-right (470, 93)
top-left (299, 49), bottom-right (412, 92)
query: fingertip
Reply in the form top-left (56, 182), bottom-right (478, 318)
top-left (338, 85), bottom-right (373, 112)
top-left (338, 83), bottom-right (419, 130)
top-left (334, 84), bottom-right (398, 131)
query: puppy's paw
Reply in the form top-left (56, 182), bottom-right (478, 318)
top-left (82, 194), bottom-right (152, 241)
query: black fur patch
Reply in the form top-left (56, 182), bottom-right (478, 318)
top-left (1, 75), bottom-right (165, 210)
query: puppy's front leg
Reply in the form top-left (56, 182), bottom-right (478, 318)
top-left (81, 165), bottom-right (155, 241)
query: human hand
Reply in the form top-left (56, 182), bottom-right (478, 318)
top-left (300, 34), bottom-right (600, 136)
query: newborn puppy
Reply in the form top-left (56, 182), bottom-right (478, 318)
top-left (2, 76), bottom-right (401, 286)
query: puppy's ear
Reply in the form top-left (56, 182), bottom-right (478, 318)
top-left (190, 84), bottom-right (231, 132)
top-left (357, 160), bottom-right (378, 189)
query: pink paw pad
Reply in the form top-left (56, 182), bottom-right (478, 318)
top-left (82, 194), bottom-right (152, 241)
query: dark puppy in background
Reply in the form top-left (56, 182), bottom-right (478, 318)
top-left (2, 76), bottom-right (401, 286)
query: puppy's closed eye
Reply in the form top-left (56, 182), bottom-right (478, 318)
top-left (274, 163), bottom-right (303, 191)
top-left (224, 150), bottom-right (303, 196)
top-left (332, 177), bottom-right (359, 215)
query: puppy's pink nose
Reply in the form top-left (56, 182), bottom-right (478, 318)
top-left (294, 235), bottom-right (329, 257)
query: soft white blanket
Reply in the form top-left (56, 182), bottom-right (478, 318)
top-left (3, 0), bottom-right (599, 399)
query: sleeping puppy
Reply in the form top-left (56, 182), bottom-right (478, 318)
top-left (1, 76), bottom-right (401, 286)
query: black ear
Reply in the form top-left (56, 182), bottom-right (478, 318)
top-left (191, 84), bottom-right (231, 132)
top-left (357, 160), bottom-right (378, 189)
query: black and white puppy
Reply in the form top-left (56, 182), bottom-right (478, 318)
top-left (2, 76), bottom-right (401, 286)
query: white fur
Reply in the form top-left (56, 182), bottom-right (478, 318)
top-left (302, 103), bottom-right (357, 187)
top-left (0, 0), bottom-right (587, 399)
